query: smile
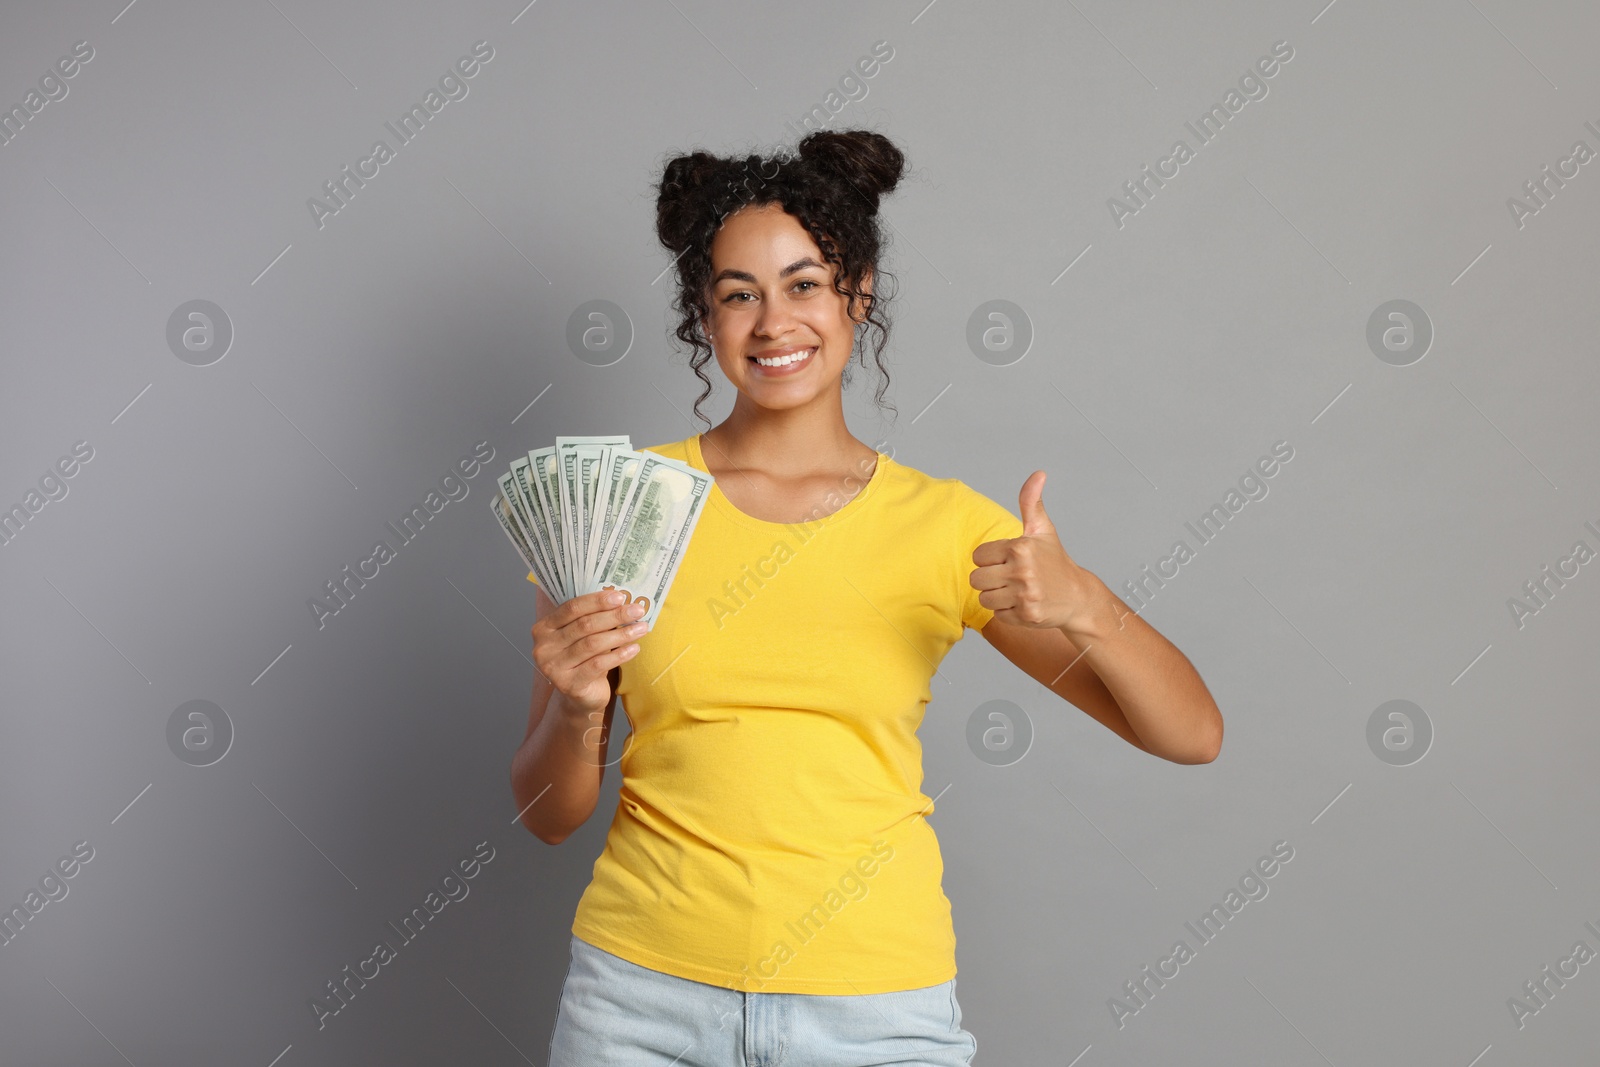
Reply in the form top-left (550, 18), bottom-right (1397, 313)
top-left (748, 347), bottom-right (816, 373)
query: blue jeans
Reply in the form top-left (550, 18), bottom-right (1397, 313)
top-left (547, 934), bottom-right (978, 1066)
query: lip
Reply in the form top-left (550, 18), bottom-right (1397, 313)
top-left (747, 345), bottom-right (817, 376)
top-left (748, 347), bottom-right (819, 375)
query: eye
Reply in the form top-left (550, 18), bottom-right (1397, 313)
top-left (720, 278), bottom-right (820, 304)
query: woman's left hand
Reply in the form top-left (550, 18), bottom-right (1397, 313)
top-left (970, 470), bottom-right (1097, 633)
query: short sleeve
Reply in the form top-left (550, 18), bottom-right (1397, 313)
top-left (955, 483), bottom-right (1025, 632)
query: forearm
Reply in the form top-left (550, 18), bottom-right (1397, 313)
top-left (510, 688), bottom-right (609, 844)
top-left (1062, 573), bottom-right (1223, 763)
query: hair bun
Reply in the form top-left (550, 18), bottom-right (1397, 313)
top-left (656, 150), bottom-right (727, 254)
top-left (797, 130), bottom-right (904, 212)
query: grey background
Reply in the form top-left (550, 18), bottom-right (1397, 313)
top-left (3, 0), bottom-right (1598, 1063)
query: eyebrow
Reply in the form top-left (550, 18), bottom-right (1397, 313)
top-left (710, 257), bottom-right (825, 285)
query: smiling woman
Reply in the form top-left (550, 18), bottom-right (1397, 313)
top-left (656, 130), bottom-right (902, 428)
top-left (513, 128), bottom-right (1222, 1067)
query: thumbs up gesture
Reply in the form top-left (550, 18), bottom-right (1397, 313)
top-left (970, 470), bottom-right (1090, 632)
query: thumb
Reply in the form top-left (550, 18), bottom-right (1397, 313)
top-left (1019, 469), bottom-right (1054, 538)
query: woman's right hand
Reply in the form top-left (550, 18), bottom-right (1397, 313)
top-left (531, 586), bottom-right (648, 715)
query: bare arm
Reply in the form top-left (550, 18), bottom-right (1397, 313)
top-left (510, 585), bottom-right (646, 844)
top-left (981, 593), bottom-right (1222, 765)
top-left (970, 472), bottom-right (1223, 765)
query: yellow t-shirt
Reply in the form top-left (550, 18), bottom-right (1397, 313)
top-left (526, 433), bottom-right (1023, 993)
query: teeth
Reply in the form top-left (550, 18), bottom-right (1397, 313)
top-left (754, 347), bottom-right (815, 367)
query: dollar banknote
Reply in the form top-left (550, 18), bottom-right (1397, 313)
top-left (489, 435), bottom-right (713, 629)
top-left (586, 452), bottom-right (712, 628)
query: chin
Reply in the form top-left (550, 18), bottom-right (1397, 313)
top-left (741, 388), bottom-right (827, 411)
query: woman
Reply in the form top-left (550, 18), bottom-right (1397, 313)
top-left (511, 129), bottom-right (1223, 1066)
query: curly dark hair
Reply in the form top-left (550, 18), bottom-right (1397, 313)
top-left (653, 129), bottom-right (906, 428)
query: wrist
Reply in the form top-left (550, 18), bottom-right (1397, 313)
top-left (1060, 571), bottom-right (1132, 643)
top-left (554, 689), bottom-right (610, 721)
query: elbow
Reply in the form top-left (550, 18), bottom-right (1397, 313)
top-left (1163, 710), bottom-right (1222, 765)
top-left (510, 784), bottom-right (580, 846)
top-left (1167, 742), bottom-right (1219, 766)
top-left (1188, 712), bottom-right (1223, 764)
top-left (516, 811), bottom-right (569, 846)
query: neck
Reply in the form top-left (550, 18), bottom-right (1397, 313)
top-left (706, 392), bottom-right (867, 473)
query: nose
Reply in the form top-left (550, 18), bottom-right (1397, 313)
top-left (753, 290), bottom-right (797, 339)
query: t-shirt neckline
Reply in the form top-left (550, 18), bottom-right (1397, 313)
top-left (684, 432), bottom-right (890, 532)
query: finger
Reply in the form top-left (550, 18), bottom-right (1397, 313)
top-left (541, 589), bottom-right (599, 631)
top-left (565, 620), bottom-right (647, 673)
top-left (977, 585), bottom-right (1018, 612)
top-left (1018, 470), bottom-right (1054, 539)
top-left (548, 588), bottom-right (630, 631)
top-left (556, 597), bottom-right (645, 649)
top-left (967, 563), bottom-right (1011, 592)
top-left (547, 611), bottom-right (646, 676)
top-left (572, 636), bottom-right (643, 678)
top-left (579, 617), bottom-right (646, 659)
top-left (971, 539), bottom-right (1012, 567)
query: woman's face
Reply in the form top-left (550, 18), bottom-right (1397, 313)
top-left (702, 202), bottom-right (871, 414)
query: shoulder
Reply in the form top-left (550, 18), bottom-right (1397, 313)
top-left (640, 438), bottom-right (691, 461)
top-left (877, 454), bottom-right (956, 494)
top-left (887, 455), bottom-right (1009, 509)
top-left (881, 456), bottom-right (1022, 535)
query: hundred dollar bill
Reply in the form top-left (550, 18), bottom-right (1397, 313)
top-left (573, 444), bottom-right (610, 585)
top-left (495, 468), bottom-right (547, 587)
top-left (529, 447), bottom-right (569, 597)
top-left (508, 457), bottom-right (564, 602)
top-left (585, 444), bottom-right (647, 583)
top-left (560, 435), bottom-right (627, 591)
top-left (588, 452), bottom-right (713, 627)
top-left (497, 469), bottom-right (540, 578)
top-left (556, 435), bottom-right (629, 590)
top-left (587, 449), bottom-right (645, 587)
top-left (491, 436), bottom-right (712, 629)
top-left (490, 490), bottom-right (544, 589)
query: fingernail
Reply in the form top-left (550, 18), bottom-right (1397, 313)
top-left (628, 602), bottom-right (645, 617)
top-left (609, 591), bottom-right (626, 605)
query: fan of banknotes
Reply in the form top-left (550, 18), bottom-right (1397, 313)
top-left (489, 435), bottom-right (714, 628)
